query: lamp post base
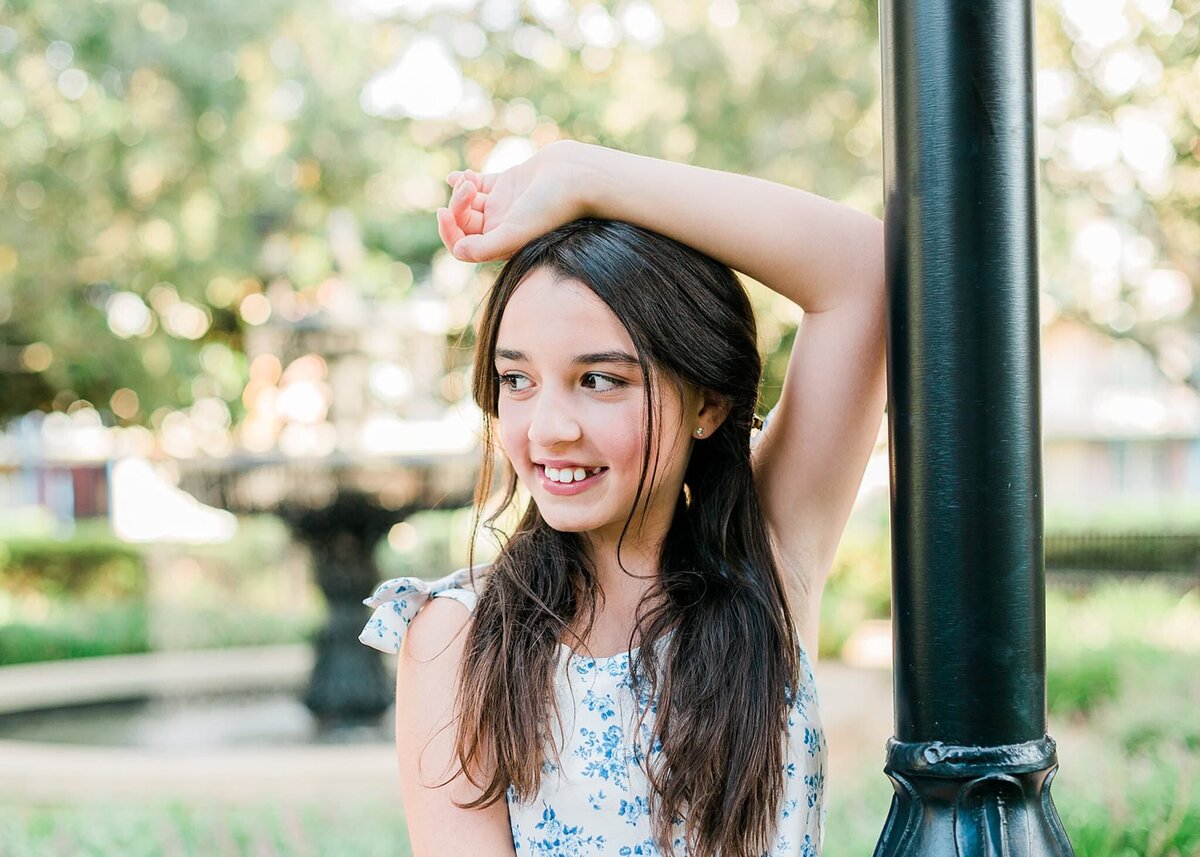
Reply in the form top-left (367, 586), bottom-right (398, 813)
top-left (873, 735), bottom-right (1074, 856)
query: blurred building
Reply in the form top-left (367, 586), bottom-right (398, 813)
top-left (2, 313), bottom-right (1198, 531)
top-left (1041, 316), bottom-right (1200, 509)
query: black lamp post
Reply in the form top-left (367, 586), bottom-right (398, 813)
top-left (874, 0), bottom-right (1075, 852)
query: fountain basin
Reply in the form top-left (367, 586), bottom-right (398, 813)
top-left (0, 646), bottom-right (403, 803)
top-left (0, 646), bottom-right (313, 715)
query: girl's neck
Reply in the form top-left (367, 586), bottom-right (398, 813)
top-left (563, 543), bottom-right (668, 656)
top-left (582, 538), bottom-right (663, 614)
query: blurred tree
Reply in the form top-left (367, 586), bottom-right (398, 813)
top-left (1035, 0), bottom-right (1199, 393)
top-left (0, 0), bottom-right (438, 425)
top-left (0, 0), bottom-right (1194, 433)
top-left (0, 0), bottom-right (884, 428)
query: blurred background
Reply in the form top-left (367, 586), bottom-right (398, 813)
top-left (0, 0), bottom-right (1197, 853)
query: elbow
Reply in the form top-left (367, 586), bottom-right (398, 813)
top-left (863, 216), bottom-right (886, 293)
top-left (855, 221), bottom-right (887, 318)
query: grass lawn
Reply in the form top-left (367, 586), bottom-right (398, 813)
top-left (0, 800), bottom-right (409, 857)
top-left (2, 744), bottom-right (1196, 857)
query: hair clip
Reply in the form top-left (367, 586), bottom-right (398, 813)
top-left (751, 413), bottom-right (764, 432)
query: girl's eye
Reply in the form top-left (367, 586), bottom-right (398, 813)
top-left (497, 372), bottom-right (531, 392)
top-left (499, 369), bottom-right (628, 391)
top-left (582, 372), bottom-right (626, 393)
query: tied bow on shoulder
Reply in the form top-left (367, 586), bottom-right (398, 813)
top-left (358, 566), bottom-right (478, 654)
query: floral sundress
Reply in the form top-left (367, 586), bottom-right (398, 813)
top-left (360, 565), bottom-right (827, 856)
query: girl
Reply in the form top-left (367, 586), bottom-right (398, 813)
top-left (360, 140), bottom-right (887, 856)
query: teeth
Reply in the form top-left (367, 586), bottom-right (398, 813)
top-left (544, 466), bottom-right (604, 484)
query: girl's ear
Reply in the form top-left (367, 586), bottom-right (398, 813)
top-left (695, 389), bottom-right (733, 436)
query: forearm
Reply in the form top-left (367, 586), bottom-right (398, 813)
top-left (571, 141), bottom-right (884, 314)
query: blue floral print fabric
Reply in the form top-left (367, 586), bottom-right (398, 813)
top-left (358, 564), bottom-right (479, 654)
top-left (359, 561), bottom-right (827, 856)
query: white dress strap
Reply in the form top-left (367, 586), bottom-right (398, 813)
top-left (358, 565), bottom-right (482, 654)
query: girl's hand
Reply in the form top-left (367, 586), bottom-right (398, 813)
top-left (436, 140), bottom-right (592, 263)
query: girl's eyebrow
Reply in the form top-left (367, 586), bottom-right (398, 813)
top-left (495, 347), bottom-right (640, 367)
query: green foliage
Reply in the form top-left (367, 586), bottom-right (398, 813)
top-left (0, 799), bottom-right (415, 857)
top-left (828, 642), bottom-right (1200, 856)
top-left (139, 603), bottom-right (321, 653)
top-left (828, 746), bottom-right (1200, 857)
top-left (1044, 582), bottom-right (1200, 723)
top-left (821, 771), bottom-right (896, 857)
top-left (820, 503), bottom-right (1200, 664)
top-left (0, 0), bottom-right (420, 420)
top-left (0, 598), bottom-right (149, 665)
top-left (1054, 741), bottom-right (1200, 856)
top-left (0, 528), bottom-right (146, 600)
top-left (4, 0), bottom-right (1195, 454)
top-left (0, 515), bottom-right (321, 664)
top-left (1047, 530), bottom-right (1200, 575)
top-left (0, 0), bottom-right (1195, 429)
top-left (0, 525), bottom-right (154, 664)
top-left (0, 0), bottom-right (885, 423)
top-left (0, 596), bottom-right (319, 666)
top-left (1034, 0), bottom-right (1200, 389)
top-left (1047, 646), bottom-right (1123, 718)
top-left (819, 512), bottom-right (893, 659)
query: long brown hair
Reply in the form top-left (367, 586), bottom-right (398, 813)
top-left (444, 218), bottom-right (801, 857)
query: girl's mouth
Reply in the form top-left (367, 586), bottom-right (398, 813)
top-left (537, 464), bottom-right (608, 495)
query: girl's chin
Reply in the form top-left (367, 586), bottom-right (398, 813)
top-left (531, 505), bottom-right (610, 534)
top-left (543, 521), bottom-right (594, 534)
top-left (532, 503), bottom-right (599, 524)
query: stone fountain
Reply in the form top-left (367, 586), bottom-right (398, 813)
top-left (178, 282), bottom-right (483, 730)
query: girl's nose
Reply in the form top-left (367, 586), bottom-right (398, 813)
top-left (527, 395), bottom-right (582, 448)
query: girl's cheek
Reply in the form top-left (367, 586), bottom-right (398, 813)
top-left (604, 420), bottom-right (648, 469)
top-left (498, 425), bottom-right (521, 457)
top-left (494, 415), bottom-right (520, 458)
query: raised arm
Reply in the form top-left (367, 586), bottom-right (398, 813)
top-left (440, 140), bottom-right (881, 314)
top-left (438, 142), bottom-right (887, 652)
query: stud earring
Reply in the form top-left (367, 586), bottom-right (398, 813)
top-left (694, 427), bottom-right (705, 437)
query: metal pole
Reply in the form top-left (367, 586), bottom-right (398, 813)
top-left (875, 0), bottom-right (1075, 852)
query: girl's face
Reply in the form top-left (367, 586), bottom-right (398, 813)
top-left (493, 268), bottom-right (699, 552)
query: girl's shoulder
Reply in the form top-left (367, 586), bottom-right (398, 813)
top-left (358, 563), bottom-right (491, 654)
